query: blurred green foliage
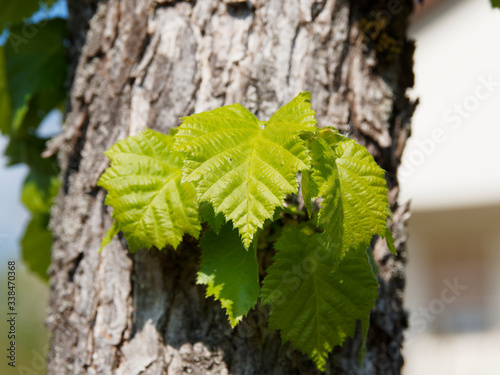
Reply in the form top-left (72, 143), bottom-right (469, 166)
top-left (1, 3), bottom-right (68, 281)
top-left (2, 18), bottom-right (67, 135)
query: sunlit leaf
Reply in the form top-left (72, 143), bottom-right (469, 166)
top-left (174, 92), bottom-right (316, 248)
top-left (98, 129), bottom-right (201, 252)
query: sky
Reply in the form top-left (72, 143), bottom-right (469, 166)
top-left (0, 137), bottom-right (29, 264)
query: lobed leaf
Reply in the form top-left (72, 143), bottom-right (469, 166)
top-left (98, 129), bottom-right (201, 252)
top-left (261, 227), bottom-right (379, 371)
top-left (308, 128), bottom-right (394, 265)
top-left (174, 92), bottom-right (316, 248)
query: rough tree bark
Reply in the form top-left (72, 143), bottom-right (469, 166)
top-left (46, 0), bottom-right (415, 374)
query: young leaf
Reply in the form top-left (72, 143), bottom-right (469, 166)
top-left (267, 91), bottom-right (318, 130)
top-left (310, 128), bottom-right (392, 264)
top-left (198, 223), bottom-right (259, 327)
top-left (261, 228), bottom-right (379, 371)
top-left (98, 129), bottom-right (201, 252)
top-left (174, 92), bottom-right (316, 248)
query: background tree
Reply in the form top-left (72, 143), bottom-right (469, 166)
top-left (1, 0), bottom-right (415, 373)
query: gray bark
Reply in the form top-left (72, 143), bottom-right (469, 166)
top-left (46, 0), bottom-right (415, 374)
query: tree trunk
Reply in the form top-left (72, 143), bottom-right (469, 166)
top-left (46, 0), bottom-right (415, 374)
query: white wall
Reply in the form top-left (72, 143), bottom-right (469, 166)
top-left (402, 1), bottom-right (500, 374)
top-left (399, 0), bottom-right (500, 211)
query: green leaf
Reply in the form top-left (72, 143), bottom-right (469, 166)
top-left (21, 214), bottom-right (52, 281)
top-left (199, 201), bottom-right (225, 234)
top-left (310, 128), bottom-right (391, 265)
top-left (4, 18), bottom-right (67, 135)
top-left (492, 0), bottom-right (500, 9)
top-left (261, 228), bottom-right (379, 371)
top-left (267, 91), bottom-right (318, 131)
top-left (174, 92), bottom-right (316, 248)
top-left (198, 224), bottom-right (259, 327)
top-left (98, 129), bottom-right (201, 252)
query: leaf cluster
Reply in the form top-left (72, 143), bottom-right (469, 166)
top-left (99, 92), bottom-right (396, 370)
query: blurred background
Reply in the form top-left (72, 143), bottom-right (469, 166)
top-left (0, 2), bottom-right (66, 373)
top-left (0, 0), bottom-right (499, 374)
top-left (402, 0), bottom-right (500, 374)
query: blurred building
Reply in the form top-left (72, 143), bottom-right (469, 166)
top-left (400, 0), bottom-right (500, 373)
